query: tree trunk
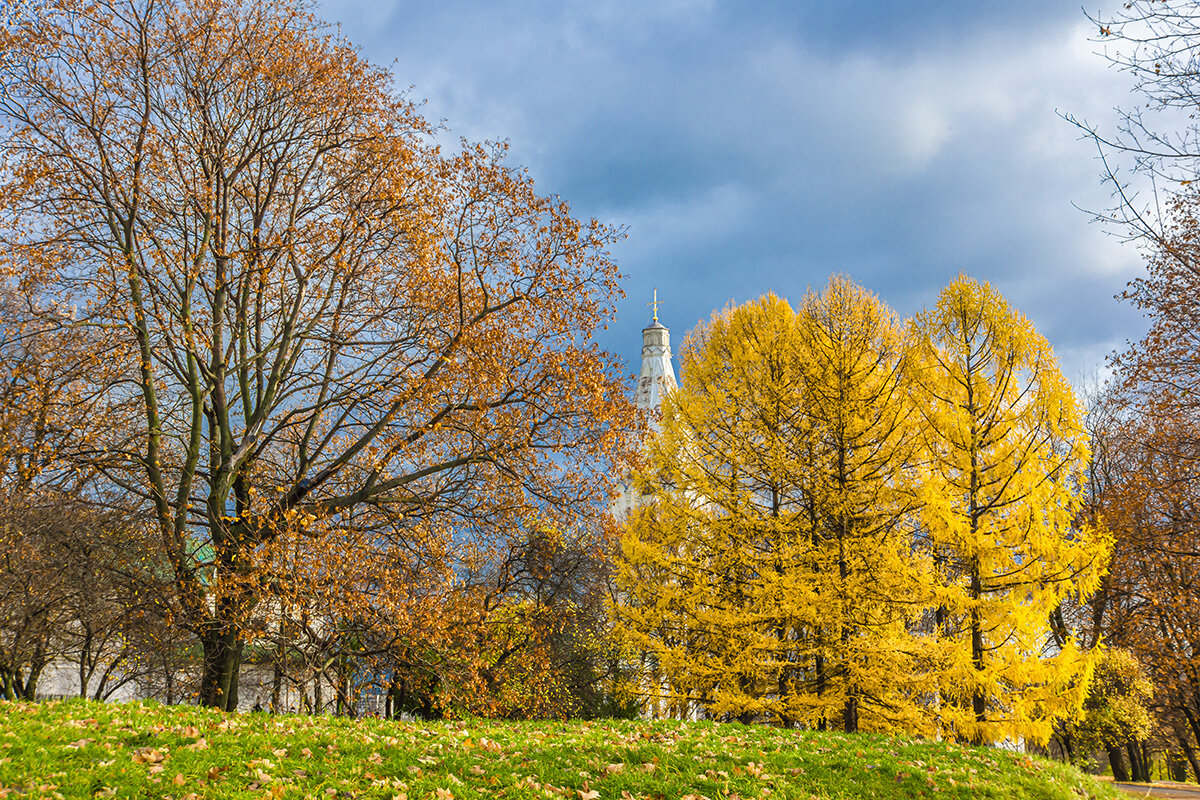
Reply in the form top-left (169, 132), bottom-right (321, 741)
top-left (199, 625), bottom-right (242, 711)
top-left (23, 642), bottom-right (47, 700)
top-left (970, 565), bottom-right (986, 744)
top-left (1108, 746), bottom-right (1130, 782)
top-left (1127, 740), bottom-right (1151, 783)
top-left (843, 696), bottom-right (859, 734)
top-left (393, 679), bottom-right (408, 719)
top-left (164, 653), bottom-right (176, 705)
top-left (1180, 737), bottom-right (1200, 783)
top-left (1060, 734), bottom-right (1075, 763)
top-left (1167, 751), bottom-right (1189, 782)
top-left (814, 653), bottom-right (827, 731)
top-left (78, 627), bottom-right (94, 698)
top-left (270, 651), bottom-right (284, 714)
top-left (300, 681), bottom-right (312, 715)
top-left (338, 664), bottom-right (351, 717)
top-left (1181, 705), bottom-right (1200, 780)
top-left (837, 531), bottom-right (859, 735)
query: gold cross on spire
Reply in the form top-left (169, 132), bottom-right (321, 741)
top-left (648, 288), bottom-right (661, 323)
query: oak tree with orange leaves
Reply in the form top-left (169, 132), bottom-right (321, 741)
top-left (0, 0), bottom-right (632, 710)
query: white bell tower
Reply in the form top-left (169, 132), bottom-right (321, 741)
top-left (612, 290), bottom-right (677, 522)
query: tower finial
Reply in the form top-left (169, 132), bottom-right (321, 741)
top-left (648, 288), bottom-right (661, 323)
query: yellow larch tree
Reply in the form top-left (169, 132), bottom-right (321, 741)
top-left (618, 293), bottom-right (806, 723)
top-left (791, 276), bottom-right (929, 733)
top-left (907, 275), bottom-right (1109, 745)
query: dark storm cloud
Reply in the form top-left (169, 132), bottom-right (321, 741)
top-left (321, 0), bottom-right (1145, 382)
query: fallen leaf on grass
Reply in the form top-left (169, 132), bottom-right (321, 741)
top-left (435, 789), bottom-right (453, 800)
top-left (578, 791), bottom-right (600, 800)
top-left (132, 747), bottom-right (167, 765)
top-left (172, 774), bottom-right (186, 786)
top-left (65, 738), bottom-right (93, 749)
top-left (187, 738), bottom-right (208, 750)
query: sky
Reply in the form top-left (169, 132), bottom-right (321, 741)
top-left (319, 0), bottom-right (1147, 385)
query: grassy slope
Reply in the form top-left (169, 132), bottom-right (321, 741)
top-left (0, 699), bottom-right (1124, 800)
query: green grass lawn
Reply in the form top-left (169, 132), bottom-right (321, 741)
top-left (0, 698), bottom-right (1125, 799)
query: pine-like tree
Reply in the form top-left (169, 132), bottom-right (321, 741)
top-left (907, 276), bottom-right (1108, 745)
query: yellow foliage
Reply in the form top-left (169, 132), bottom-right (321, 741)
top-left (907, 275), bottom-right (1110, 745)
top-left (617, 275), bottom-right (1111, 741)
top-left (618, 278), bottom-right (930, 732)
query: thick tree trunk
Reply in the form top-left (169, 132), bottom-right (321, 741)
top-left (22, 641), bottom-right (47, 700)
top-left (1108, 746), bottom-right (1130, 782)
top-left (198, 625), bottom-right (243, 711)
top-left (1181, 705), bottom-right (1200, 780)
top-left (1167, 751), bottom-right (1189, 782)
top-left (1127, 740), bottom-right (1152, 783)
top-left (393, 679), bottom-right (408, 719)
top-left (843, 696), bottom-right (859, 734)
top-left (1060, 735), bottom-right (1075, 763)
top-left (1180, 736), bottom-right (1200, 783)
top-left (300, 681), bottom-right (312, 714)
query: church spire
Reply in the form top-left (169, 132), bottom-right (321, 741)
top-left (632, 290), bottom-right (677, 412)
top-left (613, 293), bottom-right (678, 523)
